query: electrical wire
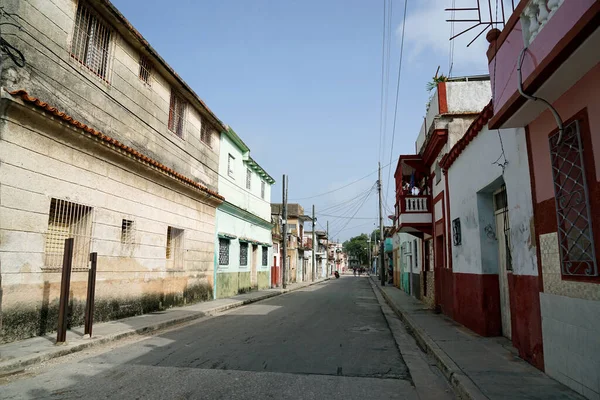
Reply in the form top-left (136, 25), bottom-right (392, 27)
top-left (377, 0), bottom-right (387, 164)
top-left (385, 0), bottom-right (408, 207)
top-left (290, 161), bottom-right (392, 201)
top-left (329, 187), bottom-right (376, 238)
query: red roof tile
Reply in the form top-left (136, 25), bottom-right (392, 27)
top-left (9, 89), bottom-right (224, 201)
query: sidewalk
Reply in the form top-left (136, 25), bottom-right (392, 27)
top-left (0, 278), bottom-right (329, 376)
top-left (370, 277), bottom-right (585, 400)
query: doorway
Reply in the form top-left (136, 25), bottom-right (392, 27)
top-left (494, 186), bottom-right (512, 339)
top-left (251, 244), bottom-right (258, 288)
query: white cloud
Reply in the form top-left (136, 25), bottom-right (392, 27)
top-left (398, 0), bottom-right (493, 76)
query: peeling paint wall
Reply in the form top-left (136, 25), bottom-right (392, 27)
top-left (447, 126), bottom-right (537, 277)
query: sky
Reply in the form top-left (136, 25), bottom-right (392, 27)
top-left (111, 0), bottom-right (495, 242)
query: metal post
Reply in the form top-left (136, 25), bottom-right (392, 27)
top-left (378, 163), bottom-right (385, 286)
top-left (56, 238), bottom-right (74, 344)
top-left (312, 205), bottom-right (316, 282)
top-left (282, 175), bottom-right (288, 289)
top-left (326, 221), bottom-right (329, 276)
top-left (84, 252), bottom-right (98, 337)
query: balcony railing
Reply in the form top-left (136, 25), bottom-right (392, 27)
top-left (521, 0), bottom-right (565, 46)
top-left (401, 195), bottom-right (430, 213)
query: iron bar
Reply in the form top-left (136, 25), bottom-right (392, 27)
top-left (84, 252), bottom-right (98, 336)
top-left (56, 238), bottom-right (74, 344)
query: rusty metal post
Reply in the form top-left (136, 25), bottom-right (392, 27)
top-left (56, 238), bottom-right (74, 344)
top-left (84, 252), bottom-right (98, 337)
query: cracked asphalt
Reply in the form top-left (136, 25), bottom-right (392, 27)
top-left (0, 277), bottom-right (455, 399)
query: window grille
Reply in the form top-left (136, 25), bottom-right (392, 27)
top-left (166, 226), bottom-right (184, 269)
top-left (71, 1), bottom-right (112, 80)
top-left (121, 219), bottom-right (135, 244)
top-left (414, 240), bottom-right (418, 268)
top-left (44, 198), bottom-right (94, 270)
top-left (452, 218), bottom-right (461, 246)
top-left (549, 121), bottom-right (597, 277)
top-left (261, 180), bottom-right (266, 199)
top-left (262, 246), bottom-right (268, 266)
top-left (200, 119), bottom-right (213, 148)
top-left (168, 90), bottom-right (186, 138)
top-left (219, 239), bottom-right (230, 265)
top-left (240, 242), bottom-right (248, 266)
top-left (435, 162), bottom-right (441, 184)
top-left (246, 169), bottom-right (252, 190)
top-left (138, 55), bottom-right (152, 84)
top-left (228, 154), bottom-right (235, 177)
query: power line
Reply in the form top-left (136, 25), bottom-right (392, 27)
top-left (377, 0), bottom-right (387, 164)
top-left (290, 161), bottom-right (392, 201)
top-left (329, 188), bottom-right (375, 238)
top-left (385, 0), bottom-right (408, 205)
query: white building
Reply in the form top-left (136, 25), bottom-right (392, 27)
top-left (215, 127), bottom-right (274, 298)
top-left (1, 0), bottom-right (225, 342)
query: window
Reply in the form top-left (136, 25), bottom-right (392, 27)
top-left (435, 162), bottom-right (441, 184)
top-left (549, 120), bottom-right (597, 277)
top-left (262, 246), bottom-right (268, 266)
top-left (121, 219), bottom-right (135, 244)
top-left (200, 118), bottom-right (213, 148)
top-left (138, 55), bottom-right (152, 84)
top-left (452, 218), bottom-right (461, 246)
top-left (261, 180), bottom-right (266, 199)
top-left (246, 169), bottom-right (252, 190)
top-left (168, 89), bottom-right (186, 138)
top-left (44, 198), bottom-right (94, 270)
top-left (219, 239), bottom-right (230, 265)
top-left (240, 242), bottom-right (248, 266)
top-left (414, 240), bottom-right (418, 268)
top-left (71, 1), bottom-right (112, 80)
top-left (228, 154), bottom-right (235, 177)
top-left (166, 227), bottom-right (184, 269)
top-left (273, 243), bottom-right (279, 253)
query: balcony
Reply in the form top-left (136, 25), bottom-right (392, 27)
top-left (397, 195), bottom-right (432, 235)
top-left (487, 0), bottom-right (600, 129)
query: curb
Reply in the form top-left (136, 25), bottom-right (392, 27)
top-left (369, 277), bottom-right (487, 400)
top-left (0, 278), bottom-right (329, 376)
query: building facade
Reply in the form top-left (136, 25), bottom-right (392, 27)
top-left (1, 0), bottom-right (225, 342)
top-left (486, 0), bottom-right (600, 395)
top-left (214, 127), bottom-right (274, 298)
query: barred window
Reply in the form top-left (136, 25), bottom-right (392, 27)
top-left (200, 118), bottom-right (213, 148)
top-left (138, 55), bottom-right (152, 84)
top-left (246, 169), bottom-right (252, 190)
top-left (549, 120), bottom-right (597, 277)
top-left (166, 227), bottom-right (184, 269)
top-left (44, 198), bottom-right (94, 270)
top-left (71, 1), bottom-right (112, 80)
top-left (228, 154), bottom-right (235, 177)
top-left (121, 219), bottom-right (135, 244)
top-left (262, 246), bottom-right (268, 266)
top-left (168, 89), bottom-right (186, 138)
top-left (240, 242), bottom-right (248, 266)
top-left (261, 180), bottom-right (266, 199)
top-left (219, 238), bottom-right (230, 265)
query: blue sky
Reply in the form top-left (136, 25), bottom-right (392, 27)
top-left (112, 0), bottom-right (491, 241)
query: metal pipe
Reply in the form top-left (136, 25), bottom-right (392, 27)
top-left (517, 47), bottom-right (564, 144)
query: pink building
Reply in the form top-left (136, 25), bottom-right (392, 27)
top-left (486, 0), bottom-right (599, 396)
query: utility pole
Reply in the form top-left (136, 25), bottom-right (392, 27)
top-left (378, 162), bottom-right (385, 286)
top-left (282, 175), bottom-right (288, 289)
top-left (326, 221), bottom-right (329, 276)
top-left (312, 205), bottom-right (316, 282)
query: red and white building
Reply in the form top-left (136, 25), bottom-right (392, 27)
top-left (484, 0), bottom-right (600, 396)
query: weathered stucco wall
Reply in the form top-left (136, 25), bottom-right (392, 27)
top-left (1, 0), bottom-right (221, 192)
top-left (0, 103), bottom-right (217, 342)
top-left (447, 126), bottom-right (537, 276)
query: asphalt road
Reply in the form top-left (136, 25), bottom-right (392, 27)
top-left (0, 277), bottom-right (455, 399)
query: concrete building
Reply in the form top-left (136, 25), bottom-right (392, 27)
top-left (328, 242), bottom-right (346, 273)
top-left (0, 0), bottom-right (225, 342)
top-left (394, 76), bottom-right (492, 312)
top-left (271, 204), bottom-right (310, 283)
top-left (486, 1), bottom-right (600, 395)
top-left (304, 231), bottom-right (328, 280)
top-left (440, 103), bottom-right (537, 343)
top-left (214, 127), bottom-right (274, 298)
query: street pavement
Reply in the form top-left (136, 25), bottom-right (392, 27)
top-left (0, 276), bottom-right (455, 399)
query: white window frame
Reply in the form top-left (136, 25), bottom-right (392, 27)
top-left (228, 154), bottom-right (235, 178)
top-left (246, 168), bottom-right (252, 190)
